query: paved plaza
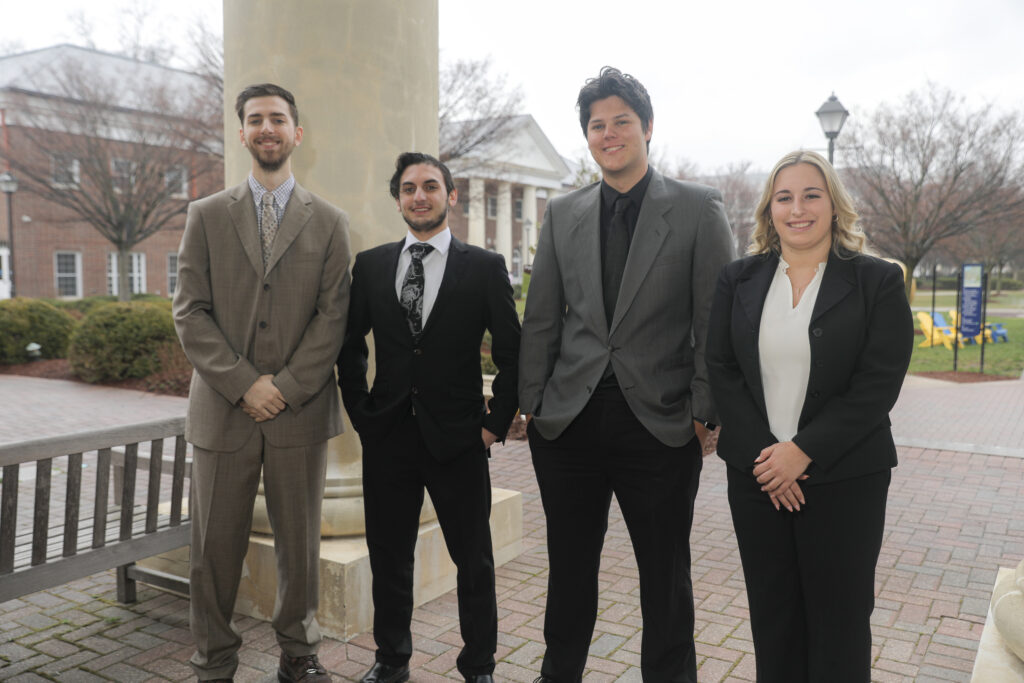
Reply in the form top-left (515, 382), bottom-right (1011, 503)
top-left (2, 374), bottom-right (1024, 681)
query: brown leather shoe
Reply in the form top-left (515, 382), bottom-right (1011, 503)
top-left (278, 653), bottom-right (331, 682)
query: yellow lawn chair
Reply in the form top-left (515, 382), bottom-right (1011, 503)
top-left (915, 311), bottom-right (962, 350)
top-left (946, 310), bottom-right (1007, 344)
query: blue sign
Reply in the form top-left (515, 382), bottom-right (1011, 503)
top-left (960, 263), bottom-right (984, 338)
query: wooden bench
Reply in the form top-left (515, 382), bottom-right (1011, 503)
top-left (0, 417), bottom-right (191, 604)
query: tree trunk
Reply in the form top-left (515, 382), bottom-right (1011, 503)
top-left (903, 256), bottom-right (919, 304)
top-left (118, 246), bottom-right (131, 302)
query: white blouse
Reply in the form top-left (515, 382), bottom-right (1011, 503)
top-left (758, 258), bottom-right (827, 442)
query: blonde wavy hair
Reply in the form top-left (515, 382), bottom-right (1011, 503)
top-left (748, 150), bottom-right (870, 256)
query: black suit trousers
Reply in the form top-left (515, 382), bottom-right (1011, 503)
top-left (361, 411), bottom-right (497, 677)
top-left (528, 385), bottom-right (702, 683)
top-left (726, 465), bottom-right (890, 683)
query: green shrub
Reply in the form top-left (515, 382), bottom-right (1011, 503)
top-left (919, 275), bottom-right (1023, 291)
top-left (68, 302), bottom-right (178, 383)
top-left (0, 298), bottom-right (77, 364)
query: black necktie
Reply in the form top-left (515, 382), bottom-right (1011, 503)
top-left (603, 195), bottom-right (630, 325)
top-left (400, 243), bottom-right (434, 337)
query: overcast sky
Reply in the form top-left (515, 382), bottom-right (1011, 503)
top-left (5, 0), bottom-right (1023, 173)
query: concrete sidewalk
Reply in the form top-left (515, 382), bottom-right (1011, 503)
top-left (2, 375), bottom-right (1024, 681)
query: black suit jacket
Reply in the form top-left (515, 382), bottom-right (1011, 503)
top-left (338, 236), bottom-right (521, 462)
top-left (706, 250), bottom-right (914, 485)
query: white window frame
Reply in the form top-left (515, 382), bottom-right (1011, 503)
top-left (54, 251), bottom-right (82, 298)
top-left (166, 165), bottom-right (189, 199)
top-left (111, 157), bottom-right (137, 194)
top-left (51, 154), bottom-right (81, 189)
top-left (107, 252), bottom-right (147, 296)
top-left (486, 195), bottom-right (497, 219)
top-left (167, 252), bottom-right (178, 295)
top-left (514, 198), bottom-right (523, 221)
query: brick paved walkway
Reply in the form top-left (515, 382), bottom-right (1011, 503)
top-left (2, 375), bottom-right (1024, 681)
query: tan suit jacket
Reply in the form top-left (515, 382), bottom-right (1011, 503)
top-left (173, 181), bottom-right (351, 452)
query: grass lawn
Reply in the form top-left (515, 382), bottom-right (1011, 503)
top-left (909, 316), bottom-right (1024, 378)
top-left (913, 289), bottom-right (1024, 311)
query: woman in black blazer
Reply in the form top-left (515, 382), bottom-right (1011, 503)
top-left (707, 150), bottom-right (914, 682)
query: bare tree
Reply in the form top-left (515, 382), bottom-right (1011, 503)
top-left (1, 49), bottom-right (222, 300)
top-left (942, 197), bottom-right (1024, 293)
top-left (843, 84), bottom-right (1024, 297)
top-left (706, 161), bottom-right (760, 253)
top-left (439, 56), bottom-right (524, 169)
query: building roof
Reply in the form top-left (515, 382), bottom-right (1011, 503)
top-left (0, 44), bottom-right (214, 115)
top-left (446, 114), bottom-right (571, 190)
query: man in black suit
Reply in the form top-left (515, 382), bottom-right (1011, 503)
top-left (338, 152), bottom-right (520, 683)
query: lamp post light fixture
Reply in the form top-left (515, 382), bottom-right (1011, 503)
top-left (815, 93), bottom-right (850, 165)
top-left (0, 171), bottom-right (17, 298)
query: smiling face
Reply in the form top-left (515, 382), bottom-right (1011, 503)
top-left (396, 163), bottom-right (457, 239)
top-left (239, 95), bottom-right (303, 173)
top-left (769, 163), bottom-right (835, 261)
top-left (586, 95), bottom-right (652, 191)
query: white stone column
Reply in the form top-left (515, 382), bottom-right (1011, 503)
top-left (521, 185), bottom-right (537, 267)
top-left (496, 181), bottom-right (512, 267)
top-left (224, 0), bottom-right (439, 536)
top-left (468, 177), bottom-right (485, 247)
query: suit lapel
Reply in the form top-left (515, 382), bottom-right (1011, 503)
top-left (566, 184), bottom-right (607, 336)
top-left (811, 251), bottom-right (856, 323)
top-left (226, 182), bottom-right (264, 277)
top-left (265, 183), bottom-right (314, 276)
top-left (610, 172), bottom-right (671, 334)
top-left (420, 236), bottom-right (468, 338)
top-left (736, 253), bottom-right (778, 331)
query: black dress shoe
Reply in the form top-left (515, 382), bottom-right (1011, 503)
top-left (532, 677), bottom-right (555, 683)
top-left (278, 653), bottom-right (330, 682)
top-left (465, 676), bottom-right (494, 683)
top-left (359, 661), bottom-right (410, 683)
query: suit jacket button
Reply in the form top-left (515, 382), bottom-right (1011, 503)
top-left (411, 387), bottom-right (419, 394)
top-left (259, 321), bottom-right (267, 329)
top-left (811, 390), bottom-right (821, 398)
top-left (263, 283), bottom-right (270, 291)
top-left (413, 348), bottom-right (423, 355)
top-left (812, 328), bottom-right (823, 337)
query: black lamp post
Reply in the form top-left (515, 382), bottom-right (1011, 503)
top-left (815, 93), bottom-right (850, 164)
top-left (0, 171), bottom-right (17, 298)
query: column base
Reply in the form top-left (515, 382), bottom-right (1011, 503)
top-left (972, 566), bottom-right (1024, 680)
top-left (138, 487), bottom-right (522, 640)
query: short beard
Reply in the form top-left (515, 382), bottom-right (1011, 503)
top-left (256, 155), bottom-right (287, 173)
top-left (403, 205), bottom-right (448, 233)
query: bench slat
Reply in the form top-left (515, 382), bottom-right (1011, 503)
top-left (0, 464), bottom-right (18, 572)
top-left (62, 452), bottom-right (83, 558)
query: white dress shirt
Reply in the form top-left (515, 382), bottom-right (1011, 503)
top-left (758, 258), bottom-right (827, 442)
top-left (394, 227), bottom-right (452, 324)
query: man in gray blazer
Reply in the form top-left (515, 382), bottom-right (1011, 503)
top-left (519, 67), bottom-right (734, 683)
top-left (173, 83), bottom-right (350, 683)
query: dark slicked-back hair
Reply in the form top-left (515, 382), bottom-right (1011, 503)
top-left (235, 83), bottom-right (299, 124)
top-left (577, 66), bottom-right (653, 144)
top-left (389, 152), bottom-right (455, 199)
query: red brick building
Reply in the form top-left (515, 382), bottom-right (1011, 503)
top-left (0, 45), bottom-right (223, 300)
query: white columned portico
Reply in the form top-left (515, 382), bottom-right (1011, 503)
top-left (521, 185), bottom-right (537, 267)
top-left (496, 181), bottom-right (512, 267)
top-left (468, 177), bottom-right (485, 247)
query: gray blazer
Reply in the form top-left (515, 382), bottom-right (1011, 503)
top-left (173, 181), bottom-right (352, 451)
top-left (519, 170), bottom-right (734, 447)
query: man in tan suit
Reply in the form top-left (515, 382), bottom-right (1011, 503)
top-left (173, 83), bottom-right (351, 683)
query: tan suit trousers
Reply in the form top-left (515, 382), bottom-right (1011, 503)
top-left (188, 427), bottom-right (327, 680)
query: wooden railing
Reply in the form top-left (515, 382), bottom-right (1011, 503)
top-left (0, 417), bottom-right (190, 603)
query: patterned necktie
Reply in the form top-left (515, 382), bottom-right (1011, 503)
top-left (400, 243), bottom-right (434, 337)
top-left (603, 195), bottom-right (631, 325)
top-left (261, 192), bottom-right (279, 266)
